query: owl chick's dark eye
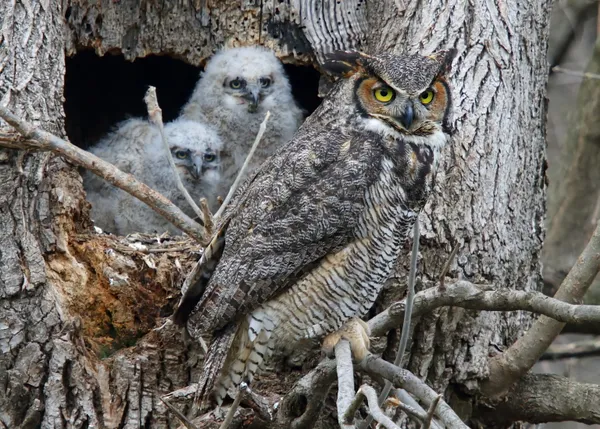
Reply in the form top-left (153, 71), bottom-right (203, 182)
top-left (230, 78), bottom-right (245, 89)
top-left (259, 77), bottom-right (271, 88)
top-left (203, 152), bottom-right (216, 163)
top-left (174, 150), bottom-right (190, 159)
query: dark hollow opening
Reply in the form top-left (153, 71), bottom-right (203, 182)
top-left (64, 50), bottom-right (322, 148)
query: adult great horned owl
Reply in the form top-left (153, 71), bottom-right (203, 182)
top-left (83, 117), bottom-right (222, 235)
top-left (173, 49), bottom-right (456, 407)
top-left (181, 46), bottom-right (303, 199)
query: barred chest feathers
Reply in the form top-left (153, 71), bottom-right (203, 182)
top-left (216, 142), bottom-right (438, 397)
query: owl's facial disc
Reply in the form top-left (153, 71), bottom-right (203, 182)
top-left (223, 75), bottom-right (274, 113)
top-left (357, 76), bottom-right (448, 138)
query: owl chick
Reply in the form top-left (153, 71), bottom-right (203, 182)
top-left (83, 117), bottom-right (222, 235)
top-left (181, 46), bottom-right (303, 200)
top-left (173, 49), bottom-right (456, 409)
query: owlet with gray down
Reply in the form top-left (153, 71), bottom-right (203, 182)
top-left (173, 49), bottom-right (456, 408)
top-left (83, 117), bottom-right (222, 235)
top-left (181, 46), bottom-right (303, 199)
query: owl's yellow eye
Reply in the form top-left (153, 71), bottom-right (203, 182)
top-left (419, 89), bottom-right (435, 105)
top-left (374, 87), bottom-right (395, 103)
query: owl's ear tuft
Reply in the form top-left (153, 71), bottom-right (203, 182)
top-left (430, 49), bottom-right (457, 76)
top-left (322, 51), bottom-right (366, 77)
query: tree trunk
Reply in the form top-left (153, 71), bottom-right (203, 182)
top-left (0, 0), bottom-right (549, 428)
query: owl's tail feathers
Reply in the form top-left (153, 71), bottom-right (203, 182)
top-left (195, 324), bottom-right (238, 411)
top-left (172, 224), bottom-right (228, 327)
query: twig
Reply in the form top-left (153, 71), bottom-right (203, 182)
top-left (219, 382), bottom-right (247, 429)
top-left (362, 221), bottom-right (420, 429)
top-left (0, 107), bottom-right (207, 243)
top-left (159, 394), bottom-right (199, 429)
top-left (541, 337), bottom-right (600, 360)
top-left (335, 340), bottom-right (356, 429)
top-left (345, 385), bottom-right (402, 429)
top-left (439, 242), bottom-right (459, 288)
top-left (360, 355), bottom-right (468, 429)
top-left (145, 87), bottom-right (205, 222)
top-left (200, 198), bottom-right (214, 237)
top-left (481, 222), bottom-right (600, 397)
top-left (420, 395), bottom-right (441, 429)
top-left (213, 111), bottom-right (271, 220)
top-left (552, 65), bottom-right (600, 80)
top-left (391, 389), bottom-right (431, 424)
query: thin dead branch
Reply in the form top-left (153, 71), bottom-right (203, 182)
top-left (421, 395), bottom-right (441, 429)
top-left (347, 386), bottom-right (401, 429)
top-left (481, 222), bottom-right (600, 397)
top-left (360, 355), bottom-right (468, 429)
top-left (213, 111), bottom-right (271, 220)
top-left (541, 337), bottom-right (600, 360)
top-left (391, 389), bottom-right (428, 423)
top-left (0, 107), bottom-right (207, 243)
top-left (552, 65), bottom-right (600, 80)
top-left (145, 86), bottom-right (205, 222)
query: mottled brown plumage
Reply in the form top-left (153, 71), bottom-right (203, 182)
top-left (173, 49), bottom-right (456, 409)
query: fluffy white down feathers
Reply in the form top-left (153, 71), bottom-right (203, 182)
top-left (84, 45), bottom-right (302, 236)
top-left (83, 118), bottom-right (223, 235)
top-left (182, 46), bottom-right (303, 198)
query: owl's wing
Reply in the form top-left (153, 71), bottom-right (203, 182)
top-left (176, 127), bottom-right (383, 333)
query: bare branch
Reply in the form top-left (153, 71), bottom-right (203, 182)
top-left (481, 222), bottom-right (600, 397)
top-left (214, 111), bottom-right (271, 220)
top-left (391, 389), bottom-right (428, 423)
top-left (347, 385), bottom-right (402, 429)
top-left (335, 340), bottom-right (356, 429)
top-left (541, 337), bottom-right (600, 360)
top-left (420, 395), bottom-right (441, 429)
top-left (368, 280), bottom-right (600, 338)
top-left (145, 86), bottom-right (204, 222)
top-left (0, 107), bottom-right (207, 243)
top-left (473, 374), bottom-right (600, 425)
top-left (276, 359), bottom-right (337, 429)
top-left (359, 355), bottom-right (468, 429)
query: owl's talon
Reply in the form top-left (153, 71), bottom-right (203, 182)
top-left (322, 317), bottom-right (371, 362)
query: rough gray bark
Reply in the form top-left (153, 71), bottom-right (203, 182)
top-left (0, 0), bottom-right (550, 428)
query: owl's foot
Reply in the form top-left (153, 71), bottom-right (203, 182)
top-left (322, 317), bottom-right (371, 362)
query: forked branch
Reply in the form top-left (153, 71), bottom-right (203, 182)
top-left (0, 106), bottom-right (208, 243)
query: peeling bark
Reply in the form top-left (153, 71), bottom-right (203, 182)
top-left (0, 0), bottom-right (550, 428)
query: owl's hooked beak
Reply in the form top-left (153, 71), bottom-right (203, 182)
top-left (399, 102), bottom-right (414, 130)
top-left (243, 85), bottom-right (261, 113)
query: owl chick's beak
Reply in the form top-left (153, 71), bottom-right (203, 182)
top-left (244, 86), bottom-right (261, 113)
top-left (190, 155), bottom-right (204, 179)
